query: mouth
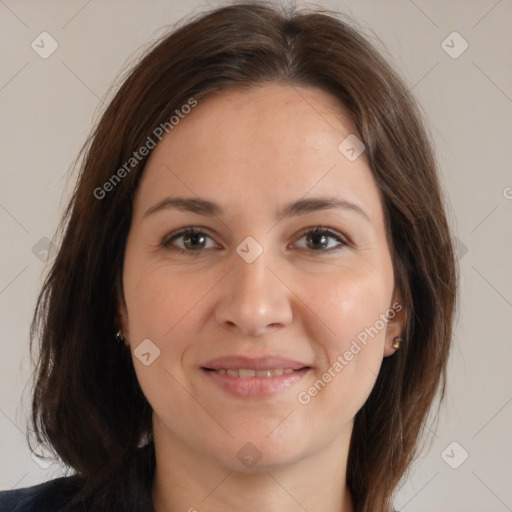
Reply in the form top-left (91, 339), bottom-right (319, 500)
top-left (200, 367), bottom-right (310, 399)
top-left (199, 356), bottom-right (311, 398)
top-left (202, 367), bottom-right (303, 378)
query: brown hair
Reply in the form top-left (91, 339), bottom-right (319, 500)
top-left (29, 2), bottom-right (457, 510)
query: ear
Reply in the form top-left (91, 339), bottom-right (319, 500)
top-left (383, 287), bottom-right (406, 357)
top-left (116, 285), bottom-right (130, 347)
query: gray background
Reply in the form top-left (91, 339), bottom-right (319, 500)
top-left (1, 0), bottom-right (511, 510)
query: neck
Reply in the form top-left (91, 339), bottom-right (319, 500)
top-left (151, 421), bottom-right (354, 512)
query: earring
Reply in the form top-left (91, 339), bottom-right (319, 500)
top-left (392, 337), bottom-right (403, 350)
top-left (115, 329), bottom-right (125, 345)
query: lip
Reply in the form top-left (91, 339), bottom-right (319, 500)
top-left (200, 355), bottom-right (311, 399)
top-left (201, 367), bottom-right (310, 399)
top-left (200, 355), bottom-right (309, 371)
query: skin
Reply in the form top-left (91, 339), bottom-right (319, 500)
top-left (118, 83), bottom-right (405, 512)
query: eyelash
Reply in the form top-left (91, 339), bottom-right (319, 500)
top-left (161, 226), bottom-right (349, 256)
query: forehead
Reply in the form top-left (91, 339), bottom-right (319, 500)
top-left (134, 83), bottom-right (382, 222)
top-left (162, 84), bottom-right (359, 162)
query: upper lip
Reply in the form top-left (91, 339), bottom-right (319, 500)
top-left (201, 355), bottom-right (310, 371)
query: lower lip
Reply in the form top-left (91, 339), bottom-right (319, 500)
top-left (201, 368), bottom-right (310, 399)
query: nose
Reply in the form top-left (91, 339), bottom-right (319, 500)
top-left (214, 246), bottom-right (293, 337)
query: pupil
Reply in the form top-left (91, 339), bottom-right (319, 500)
top-left (309, 233), bottom-right (326, 249)
top-left (185, 233), bottom-right (204, 249)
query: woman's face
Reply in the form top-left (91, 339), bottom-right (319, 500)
top-left (120, 84), bottom-right (404, 470)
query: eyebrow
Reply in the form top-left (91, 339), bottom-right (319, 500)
top-left (143, 195), bottom-right (370, 222)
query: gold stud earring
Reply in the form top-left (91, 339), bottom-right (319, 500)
top-left (392, 337), bottom-right (403, 350)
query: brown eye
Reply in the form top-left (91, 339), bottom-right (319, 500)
top-left (306, 231), bottom-right (328, 250)
top-left (182, 232), bottom-right (207, 250)
top-left (294, 228), bottom-right (348, 252)
top-left (162, 228), bottom-right (217, 254)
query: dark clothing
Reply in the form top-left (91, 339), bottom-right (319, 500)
top-left (0, 476), bottom-right (83, 512)
top-left (0, 443), bottom-right (155, 512)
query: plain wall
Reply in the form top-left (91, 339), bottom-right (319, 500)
top-left (1, 1), bottom-right (511, 510)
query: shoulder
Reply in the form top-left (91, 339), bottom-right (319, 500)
top-left (0, 475), bottom-right (83, 512)
top-left (0, 442), bottom-right (155, 512)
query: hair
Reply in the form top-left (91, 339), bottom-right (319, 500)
top-left (29, 2), bottom-right (457, 511)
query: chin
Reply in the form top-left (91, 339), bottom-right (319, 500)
top-left (206, 428), bottom-right (311, 473)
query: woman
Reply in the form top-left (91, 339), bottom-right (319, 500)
top-left (0, 2), bottom-right (457, 511)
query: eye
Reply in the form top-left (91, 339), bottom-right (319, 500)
top-left (161, 227), bottom-right (218, 254)
top-left (292, 227), bottom-right (348, 252)
top-left (161, 226), bottom-right (348, 255)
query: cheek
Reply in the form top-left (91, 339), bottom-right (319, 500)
top-left (123, 257), bottom-right (224, 397)
top-left (123, 262), bottom-right (213, 419)
top-left (124, 259), bottom-right (206, 340)
top-left (293, 262), bottom-right (393, 413)
top-left (297, 259), bottom-right (393, 350)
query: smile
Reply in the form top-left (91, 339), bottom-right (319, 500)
top-left (201, 366), bottom-right (310, 399)
top-left (210, 368), bottom-right (296, 377)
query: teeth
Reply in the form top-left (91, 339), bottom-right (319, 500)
top-left (238, 369), bottom-right (256, 378)
top-left (214, 368), bottom-right (297, 378)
